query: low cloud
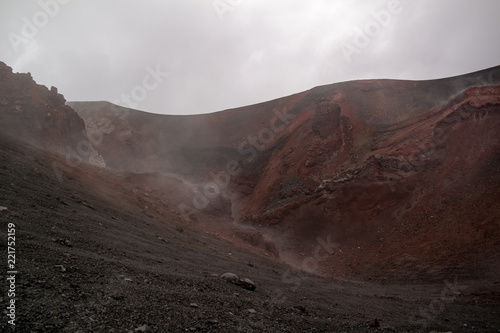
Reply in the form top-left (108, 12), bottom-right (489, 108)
top-left (1, 0), bottom-right (499, 115)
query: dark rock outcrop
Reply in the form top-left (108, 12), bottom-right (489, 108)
top-left (0, 62), bottom-right (87, 158)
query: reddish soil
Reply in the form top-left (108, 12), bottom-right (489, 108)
top-left (68, 66), bottom-right (500, 284)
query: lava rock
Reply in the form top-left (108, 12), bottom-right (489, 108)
top-left (220, 272), bottom-right (239, 283)
top-left (134, 324), bottom-right (149, 332)
top-left (111, 293), bottom-right (125, 301)
top-left (236, 277), bottom-right (256, 291)
top-left (54, 265), bottom-right (66, 272)
top-left (366, 318), bottom-right (380, 328)
top-left (220, 273), bottom-right (257, 291)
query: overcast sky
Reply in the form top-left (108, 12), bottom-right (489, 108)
top-left (1, 0), bottom-right (499, 115)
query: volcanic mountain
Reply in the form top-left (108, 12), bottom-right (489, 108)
top-left (1, 60), bottom-right (500, 331)
top-left (65, 65), bottom-right (500, 281)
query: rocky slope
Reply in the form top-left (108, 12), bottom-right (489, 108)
top-left (2, 135), bottom-right (499, 332)
top-left (0, 62), bottom-right (87, 158)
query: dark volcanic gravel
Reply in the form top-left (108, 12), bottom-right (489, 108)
top-left (1, 138), bottom-right (499, 332)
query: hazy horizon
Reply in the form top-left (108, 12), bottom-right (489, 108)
top-left (1, 0), bottom-right (499, 115)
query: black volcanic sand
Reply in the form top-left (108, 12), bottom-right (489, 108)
top-left (1, 137), bottom-right (499, 332)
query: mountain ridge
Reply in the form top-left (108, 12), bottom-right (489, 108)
top-left (64, 66), bottom-right (500, 281)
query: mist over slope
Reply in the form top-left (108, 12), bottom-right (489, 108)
top-left (66, 66), bottom-right (500, 281)
top-left (68, 66), bottom-right (500, 176)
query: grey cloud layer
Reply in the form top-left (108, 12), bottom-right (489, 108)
top-left (1, 0), bottom-right (499, 115)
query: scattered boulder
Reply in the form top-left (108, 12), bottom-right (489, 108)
top-left (365, 318), bottom-right (380, 328)
top-left (236, 277), bottom-right (256, 291)
top-left (111, 293), bottom-right (125, 301)
top-left (134, 324), bottom-right (149, 332)
top-left (54, 239), bottom-right (72, 247)
top-left (189, 303), bottom-right (199, 308)
top-left (157, 237), bottom-right (169, 244)
top-left (293, 305), bottom-right (307, 313)
top-left (0, 206), bottom-right (7, 212)
top-left (220, 273), bottom-right (256, 291)
top-left (82, 202), bottom-right (95, 210)
top-left (142, 210), bottom-right (154, 218)
top-left (220, 272), bottom-right (239, 283)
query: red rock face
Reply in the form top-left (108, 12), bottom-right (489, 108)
top-left (0, 62), bottom-right (87, 157)
top-left (8, 61), bottom-right (500, 281)
top-left (264, 84), bottom-right (500, 281)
